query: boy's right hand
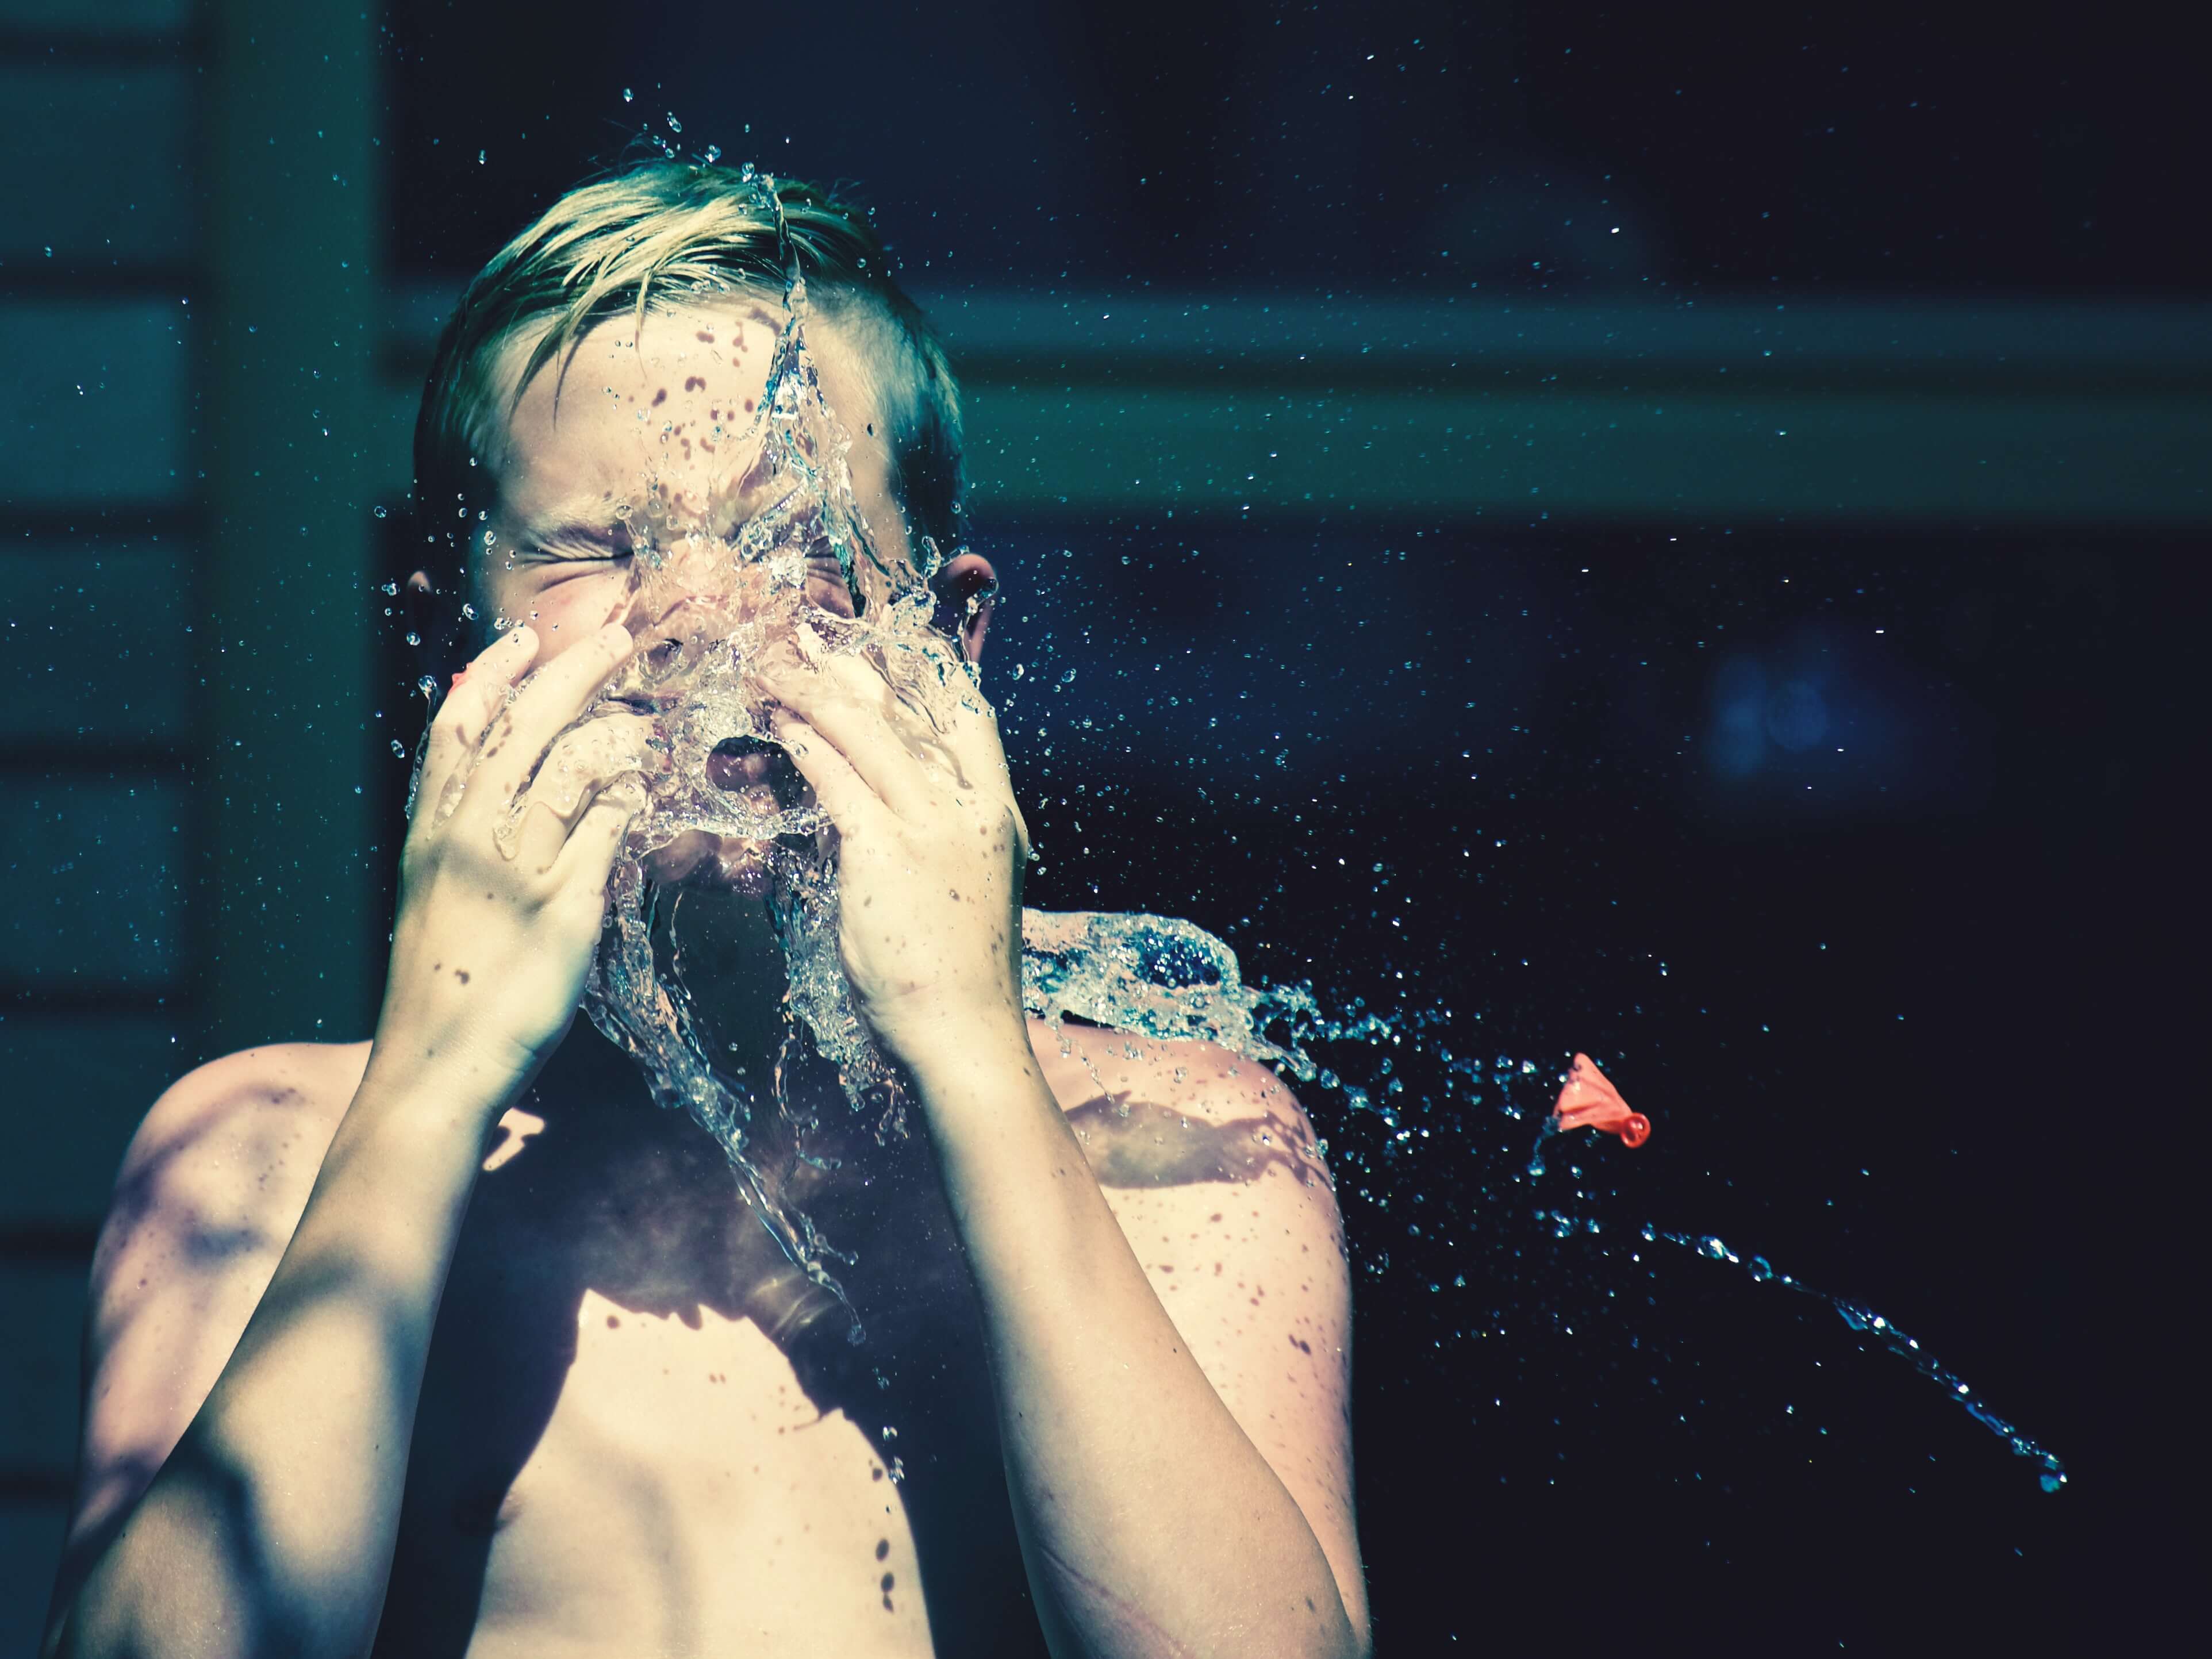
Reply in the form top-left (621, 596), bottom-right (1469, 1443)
top-left (370, 623), bottom-right (647, 1108)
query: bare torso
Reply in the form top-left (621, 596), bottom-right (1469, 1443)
top-left (102, 1018), bottom-right (1339, 1658)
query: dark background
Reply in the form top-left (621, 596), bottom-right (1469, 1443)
top-left (3, 0), bottom-right (2198, 1650)
top-left (375, 2), bottom-right (2193, 1645)
top-left (389, 0), bottom-right (2198, 296)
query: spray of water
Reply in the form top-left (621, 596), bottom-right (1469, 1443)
top-left (404, 168), bottom-right (2064, 1487)
top-left (1021, 913), bottom-right (2070, 1488)
top-left (1638, 1227), bottom-right (2067, 1490)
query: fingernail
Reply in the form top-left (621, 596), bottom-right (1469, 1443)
top-left (601, 623), bottom-right (633, 654)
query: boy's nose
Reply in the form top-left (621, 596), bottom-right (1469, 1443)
top-left (630, 543), bottom-right (774, 629)
top-left (613, 541), bottom-right (790, 683)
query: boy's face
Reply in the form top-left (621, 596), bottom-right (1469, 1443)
top-left (473, 295), bottom-right (978, 892)
top-left (478, 295), bottom-right (909, 665)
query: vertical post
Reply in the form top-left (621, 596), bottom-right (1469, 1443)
top-left (201, 0), bottom-right (380, 1052)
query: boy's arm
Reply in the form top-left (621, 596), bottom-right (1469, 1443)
top-left (44, 1046), bottom-right (355, 1645)
top-left (763, 650), bottom-right (1368, 1659)
top-left (912, 1036), bottom-right (1369, 1659)
top-left (1059, 1042), bottom-right (1367, 1643)
top-left (44, 624), bottom-right (643, 1659)
top-left (41, 1046), bottom-right (494, 1659)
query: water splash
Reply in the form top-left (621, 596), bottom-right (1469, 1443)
top-left (1023, 909), bottom-right (1319, 1069)
top-left (1020, 918), bottom-right (2068, 1489)
top-left (413, 173), bottom-right (980, 1324)
top-left (1638, 1226), bottom-right (2068, 1492)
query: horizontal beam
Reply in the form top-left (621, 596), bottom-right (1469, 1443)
top-left (961, 385), bottom-right (2211, 524)
top-left (377, 288), bottom-right (2212, 524)
top-left (910, 293), bottom-right (2212, 392)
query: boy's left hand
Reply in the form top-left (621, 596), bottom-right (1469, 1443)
top-left (755, 642), bottom-right (1030, 1078)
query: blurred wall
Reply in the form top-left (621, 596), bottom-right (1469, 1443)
top-left (1, 5), bottom-right (205, 1640)
top-left (0, 1), bottom-right (377, 1644)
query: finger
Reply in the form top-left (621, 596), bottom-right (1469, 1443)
top-left (464, 624), bottom-right (636, 816)
top-left (769, 708), bottom-right (887, 834)
top-left (413, 626), bottom-right (540, 827)
top-left (525, 711), bottom-right (655, 824)
top-left (551, 775), bottom-right (647, 886)
top-left (510, 714), bottom-right (652, 870)
top-left (935, 684), bottom-right (1016, 801)
top-left (801, 643), bottom-right (996, 802)
top-left (754, 654), bottom-right (939, 819)
top-left (511, 792), bottom-right (574, 874)
top-left (870, 633), bottom-right (1013, 797)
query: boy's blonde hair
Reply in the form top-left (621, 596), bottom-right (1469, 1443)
top-left (413, 160), bottom-right (963, 582)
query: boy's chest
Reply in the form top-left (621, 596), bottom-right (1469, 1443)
top-left (400, 1285), bottom-right (933, 1654)
top-left (373, 1108), bottom-right (1036, 1656)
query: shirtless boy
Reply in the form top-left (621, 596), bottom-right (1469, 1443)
top-left (41, 163), bottom-right (1369, 1657)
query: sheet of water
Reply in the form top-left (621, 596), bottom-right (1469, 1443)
top-left (413, 174), bottom-right (988, 1316)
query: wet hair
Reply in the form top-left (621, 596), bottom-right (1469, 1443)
top-left (412, 159), bottom-right (964, 594)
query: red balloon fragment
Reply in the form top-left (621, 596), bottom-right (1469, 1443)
top-left (1549, 1053), bottom-right (1651, 1148)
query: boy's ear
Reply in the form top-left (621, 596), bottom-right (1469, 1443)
top-left (931, 552), bottom-right (999, 663)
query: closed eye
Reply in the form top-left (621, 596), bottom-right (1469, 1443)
top-left (525, 544), bottom-right (632, 563)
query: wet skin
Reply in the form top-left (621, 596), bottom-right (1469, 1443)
top-left (375, 901), bottom-right (1342, 1657)
top-left (70, 1015), bottom-right (1346, 1657)
top-left (49, 298), bottom-right (1365, 1658)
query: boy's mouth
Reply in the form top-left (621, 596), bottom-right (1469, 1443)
top-left (640, 829), bottom-right (774, 895)
top-left (705, 734), bottom-right (807, 808)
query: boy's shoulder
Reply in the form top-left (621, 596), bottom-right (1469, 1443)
top-left (147, 1038), bottom-right (371, 1123)
top-left (59, 1042), bottom-right (374, 1584)
top-left (124, 1039), bottom-right (370, 1172)
top-left (1028, 1019), bottom-right (1327, 1191)
top-left (1031, 1019), bottom-right (1315, 1126)
top-left (99, 1040), bottom-right (370, 1274)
